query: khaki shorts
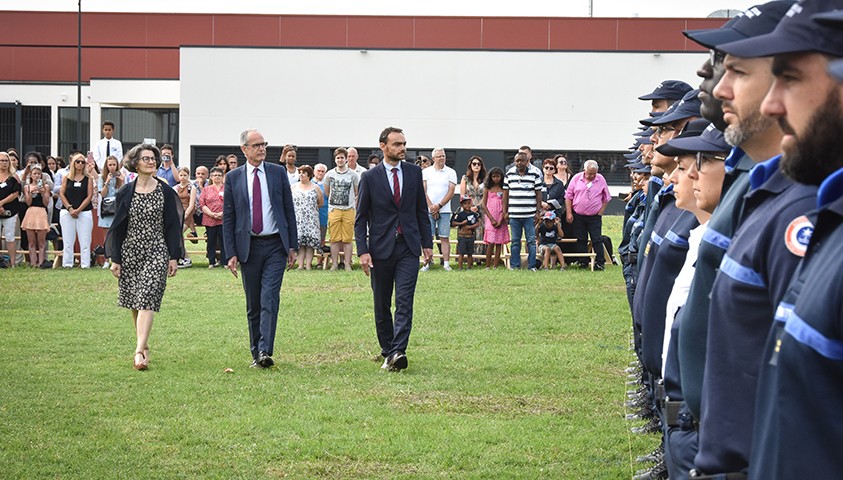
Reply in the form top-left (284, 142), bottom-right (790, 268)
top-left (328, 208), bottom-right (355, 243)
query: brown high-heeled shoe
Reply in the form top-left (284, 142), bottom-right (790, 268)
top-left (133, 351), bottom-right (148, 370)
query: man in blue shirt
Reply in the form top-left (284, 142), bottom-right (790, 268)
top-left (157, 144), bottom-right (179, 187)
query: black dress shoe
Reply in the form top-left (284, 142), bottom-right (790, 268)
top-left (249, 360), bottom-right (259, 368)
top-left (386, 352), bottom-right (408, 371)
top-left (258, 352), bottom-right (274, 368)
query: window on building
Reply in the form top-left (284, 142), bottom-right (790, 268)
top-left (58, 106), bottom-right (91, 159)
top-left (1, 104), bottom-right (51, 156)
top-left (102, 108), bottom-right (179, 156)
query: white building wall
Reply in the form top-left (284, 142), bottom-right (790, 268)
top-left (180, 47), bottom-right (706, 163)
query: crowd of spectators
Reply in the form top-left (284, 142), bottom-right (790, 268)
top-left (0, 134), bottom-right (612, 271)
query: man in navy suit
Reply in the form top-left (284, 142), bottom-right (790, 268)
top-left (356, 127), bottom-right (433, 371)
top-left (223, 129), bottom-right (298, 368)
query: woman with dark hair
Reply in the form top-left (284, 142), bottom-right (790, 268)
top-left (199, 166), bottom-right (226, 268)
top-left (541, 158), bottom-right (566, 219)
top-left (281, 145), bottom-right (298, 184)
top-left (290, 164), bottom-right (323, 269)
top-left (415, 155), bottom-right (431, 169)
top-left (106, 143), bottom-right (184, 370)
top-left (460, 155), bottom-right (487, 255)
top-left (553, 154), bottom-right (573, 187)
top-left (214, 155), bottom-right (230, 175)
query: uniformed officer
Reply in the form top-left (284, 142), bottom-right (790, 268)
top-left (630, 4), bottom-right (793, 479)
top-left (688, 2), bottom-right (819, 477)
top-left (703, 1), bottom-right (843, 478)
top-left (675, 3), bottom-right (792, 422)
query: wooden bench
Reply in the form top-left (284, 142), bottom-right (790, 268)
top-left (503, 238), bottom-right (598, 270)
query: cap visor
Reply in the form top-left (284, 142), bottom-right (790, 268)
top-left (718, 32), bottom-right (813, 58)
top-left (813, 11), bottom-right (843, 27)
top-left (661, 136), bottom-right (729, 155)
top-left (683, 28), bottom-right (745, 50)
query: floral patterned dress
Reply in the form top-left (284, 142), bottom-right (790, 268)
top-left (118, 183), bottom-right (169, 312)
top-left (292, 185), bottom-right (321, 249)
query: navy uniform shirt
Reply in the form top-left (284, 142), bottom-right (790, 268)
top-left (637, 176), bottom-right (665, 269)
top-left (678, 148), bottom-right (755, 418)
top-left (639, 210), bottom-right (698, 379)
top-left (632, 187), bottom-right (680, 360)
top-left (749, 167), bottom-right (843, 480)
top-left (619, 189), bottom-right (644, 259)
top-left (695, 157), bottom-right (817, 475)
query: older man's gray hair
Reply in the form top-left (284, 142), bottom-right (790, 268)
top-left (583, 159), bottom-right (599, 171)
top-left (240, 129), bottom-right (259, 146)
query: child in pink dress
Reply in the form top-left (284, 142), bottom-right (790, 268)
top-left (481, 167), bottom-right (509, 269)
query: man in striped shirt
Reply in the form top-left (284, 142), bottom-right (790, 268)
top-left (565, 159), bottom-right (612, 270)
top-left (502, 151), bottom-right (542, 270)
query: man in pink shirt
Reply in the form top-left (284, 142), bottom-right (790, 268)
top-left (564, 159), bottom-right (612, 270)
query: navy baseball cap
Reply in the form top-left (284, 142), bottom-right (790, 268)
top-left (633, 165), bottom-right (652, 174)
top-left (624, 151), bottom-right (641, 160)
top-left (683, 2), bottom-right (796, 49)
top-left (639, 111), bottom-right (665, 127)
top-left (632, 126), bottom-right (655, 136)
top-left (719, 0), bottom-right (843, 58)
top-left (651, 89), bottom-right (702, 126)
top-left (656, 120), bottom-right (730, 157)
top-left (639, 80), bottom-right (693, 101)
top-left (813, 9), bottom-right (843, 80)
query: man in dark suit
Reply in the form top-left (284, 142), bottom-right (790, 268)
top-left (223, 129), bottom-right (298, 368)
top-left (356, 127), bottom-right (433, 372)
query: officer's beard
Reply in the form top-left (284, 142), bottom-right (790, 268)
top-left (723, 100), bottom-right (776, 148)
top-left (780, 86), bottom-right (843, 186)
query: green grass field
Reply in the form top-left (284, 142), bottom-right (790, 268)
top-left (0, 216), bottom-right (657, 479)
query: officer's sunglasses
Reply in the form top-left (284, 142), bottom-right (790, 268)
top-left (709, 49), bottom-right (726, 66)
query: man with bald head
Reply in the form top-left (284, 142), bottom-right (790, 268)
top-left (564, 159), bottom-right (611, 270)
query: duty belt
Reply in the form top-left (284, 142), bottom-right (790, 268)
top-left (689, 469), bottom-right (747, 479)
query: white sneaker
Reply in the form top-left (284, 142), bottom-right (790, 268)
top-left (102, 261), bottom-right (110, 269)
top-left (443, 264), bottom-right (453, 272)
top-left (420, 263), bottom-right (430, 272)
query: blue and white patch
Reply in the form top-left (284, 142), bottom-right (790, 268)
top-left (784, 215), bottom-right (813, 257)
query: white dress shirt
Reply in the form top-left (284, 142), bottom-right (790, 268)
top-left (246, 162), bottom-right (277, 236)
top-left (93, 137), bottom-right (123, 171)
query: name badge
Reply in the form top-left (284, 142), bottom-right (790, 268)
top-left (219, 191), bottom-right (224, 198)
top-left (0, 182), bottom-right (6, 188)
top-left (74, 182), bottom-right (82, 187)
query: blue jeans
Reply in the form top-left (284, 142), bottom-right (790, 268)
top-left (509, 217), bottom-right (536, 269)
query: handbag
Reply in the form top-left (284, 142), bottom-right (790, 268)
top-left (101, 197), bottom-right (116, 217)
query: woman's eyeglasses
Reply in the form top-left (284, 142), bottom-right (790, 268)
top-left (695, 152), bottom-right (727, 171)
top-left (471, 162), bottom-right (481, 166)
top-left (74, 160), bottom-right (85, 164)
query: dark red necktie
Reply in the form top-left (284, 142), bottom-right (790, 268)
top-left (391, 167), bottom-right (401, 205)
top-left (392, 167), bottom-right (402, 234)
top-left (252, 168), bottom-right (263, 234)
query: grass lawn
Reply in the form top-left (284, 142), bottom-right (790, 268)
top-left (0, 216), bottom-right (657, 479)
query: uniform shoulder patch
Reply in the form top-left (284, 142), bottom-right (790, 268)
top-left (784, 215), bottom-right (813, 257)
